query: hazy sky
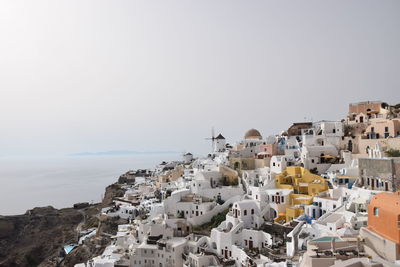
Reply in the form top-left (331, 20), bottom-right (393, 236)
top-left (0, 1), bottom-right (399, 157)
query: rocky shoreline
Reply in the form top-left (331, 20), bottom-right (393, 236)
top-left (0, 182), bottom-right (126, 267)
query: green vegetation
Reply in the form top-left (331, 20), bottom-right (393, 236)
top-left (25, 254), bottom-right (39, 267)
top-left (192, 208), bottom-right (229, 234)
top-left (386, 149), bottom-right (400, 157)
top-left (392, 103), bottom-right (400, 109)
top-left (343, 124), bottom-right (354, 136)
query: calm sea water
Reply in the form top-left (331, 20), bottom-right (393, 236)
top-left (0, 154), bottom-right (178, 215)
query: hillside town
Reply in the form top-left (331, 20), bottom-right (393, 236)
top-left (73, 101), bottom-right (400, 267)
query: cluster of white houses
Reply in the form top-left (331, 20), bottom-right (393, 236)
top-left (75, 101), bottom-right (400, 267)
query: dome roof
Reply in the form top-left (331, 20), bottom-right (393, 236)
top-left (244, 128), bottom-right (262, 140)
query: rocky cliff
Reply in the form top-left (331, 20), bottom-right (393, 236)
top-left (0, 183), bottom-right (126, 267)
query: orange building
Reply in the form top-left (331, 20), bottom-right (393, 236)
top-left (368, 191), bottom-right (400, 244)
top-left (361, 191), bottom-right (400, 262)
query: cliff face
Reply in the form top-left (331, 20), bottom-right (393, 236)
top-left (101, 183), bottom-right (126, 207)
top-left (0, 206), bottom-right (83, 267)
top-left (60, 184), bottom-right (128, 267)
top-left (0, 183), bottom-right (126, 267)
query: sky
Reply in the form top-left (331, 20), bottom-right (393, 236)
top-left (0, 0), bottom-right (399, 157)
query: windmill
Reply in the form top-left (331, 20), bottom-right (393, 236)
top-left (205, 127), bottom-right (215, 151)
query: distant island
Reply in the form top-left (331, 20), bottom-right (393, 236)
top-left (68, 150), bottom-right (181, 156)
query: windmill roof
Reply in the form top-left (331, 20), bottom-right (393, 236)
top-left (215, 134), bottom-right (225, 139)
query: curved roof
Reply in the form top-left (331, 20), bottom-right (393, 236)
top-left (244, 128), bottom-right (262, 140)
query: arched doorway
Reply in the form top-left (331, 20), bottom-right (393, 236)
top-left (348, 140), bottom-right (353, 152)
top-left (234, 162), bottom-right (240, 170)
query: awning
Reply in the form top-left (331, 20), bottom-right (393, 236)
top-left (321, 154), bottom-right (335, 159)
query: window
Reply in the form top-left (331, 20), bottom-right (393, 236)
top-left (251, 209), bottom-right (254, 215)
top-left (385, 126), bottom-right (389, 132)
top-left (374, 207), bottom-right (379, 216)
top-left (244, 210), bottom-right (247, 216)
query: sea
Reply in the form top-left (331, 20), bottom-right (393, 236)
top-left (0, 153), bottom-right (179, 215)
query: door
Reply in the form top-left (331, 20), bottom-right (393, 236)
top-left (249, 240), bottom-right (253, 249)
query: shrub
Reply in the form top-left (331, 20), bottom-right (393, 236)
top-left (386, 149), bottom-right (400, 157)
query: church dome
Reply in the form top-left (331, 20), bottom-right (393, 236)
top-left (244, 129), bottom-right (262, 140)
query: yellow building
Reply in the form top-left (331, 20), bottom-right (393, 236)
top-left (274, 167), bottom-right (328, 224)
top-left (285, 206), bottom-right (304, 223)
top-left (275, 166), bottom-right (328, 195)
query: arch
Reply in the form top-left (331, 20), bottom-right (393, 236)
top-left (226, 222), bottom-right (233, 231)
top-left (234, 162), bottom-right (240, 170)
top-left (270, 208), bottom-right (277, 220)
top-left (348, 140), bottom-right (353, 152)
